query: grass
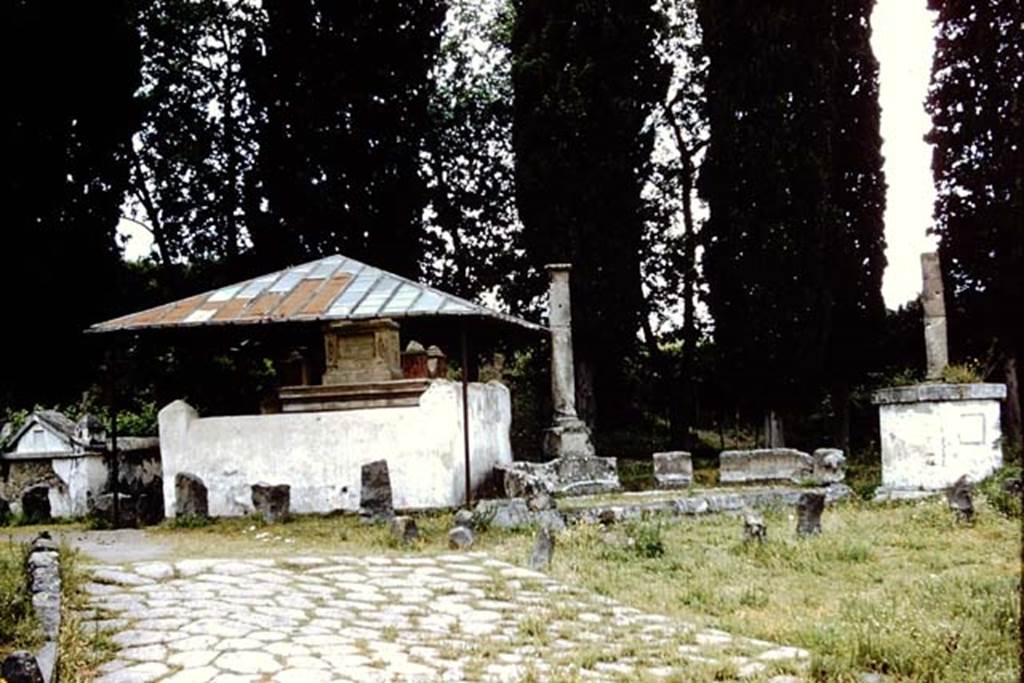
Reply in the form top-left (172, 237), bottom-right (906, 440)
top-left (485, 499), bottom-right (1019, 683)
top-left (0, 538), bottom-right (41, 659)
top-left (58, 542), bottom-right (118, 682)
top-left (55, 487), bottom-right (1020, 682)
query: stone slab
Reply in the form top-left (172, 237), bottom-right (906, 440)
top-left (719, 449), bottom-right (813, 485)
top-left (873, 383), bottom-right (1006, 405)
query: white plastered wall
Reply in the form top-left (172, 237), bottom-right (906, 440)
top-left (158, 379), bottom-right (512, 517)
top-left (49, 455), bottom-right (109, 518)
top-left (879, 398), bottom-right (1003, 490)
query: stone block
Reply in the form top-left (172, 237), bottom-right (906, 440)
top-left (21, 486), bottom-right (51, 525)
top-left (174, 472), bottom-right (209, 518)
top-left (796, 492), bottom-right (825, 536)
top-left (251, 483), bottom-right (290, 524)
top-left (389, 515), bottom-right (419, 545)
top-left (452, 508), bottom-right (475, 530)
top-left (874, 383), bottom-right (1005, 493)
top-left (448, 526), bottom-right (474, 550)
top-left (496, 462), bottom-right (556, 498)
top-left (554, 456), bottom-right (621, 495)
top-left (474, 498), bottom-right (532, 530)
top-left (359, 460), bottom-right (393, 523)
top-left (0, 496), bottom-right (10, 525)
top-left (945, 474), bottom-right (974, 522)
top-left (719, 449), bottom-right (813, 485)
top-left (543, 421), bottom-right (595, 460)
top-left (528, 526), bottom-right (555, 571)
top-left (322, 319), bottom-right (402, 385)
top-left (743, 510), bottom-right (766, 543)
top-left (653, 451), bottom-right (693, 489)
top-left (811, 448), bottom-right (846, 484)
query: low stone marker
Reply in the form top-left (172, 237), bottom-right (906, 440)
top-left (743, 509), bottom-right (766, 543)
top-left (812, 449), bottom-right (846, 484)
top-left (0, 496), bottom-right (10, 525)
top-left (359, 459), bottom-right (394, 523)
top-left (175, 472), bottom-right (209, 518)
top-left (720, 449), bottom-right (814, 485)
top-left (796, 492), bottom-right (825, 536)
top-left (390, 515), bottom-right (419, 545)
top-left (529, 526), bottom-right (555, 571)
top-left (448, 526), bottom-right (474, 550)
top-left (453, 508), bottom-right (474, 530)
top-left (653, 451), bottom-right (693, 489)
top-left (946, 474), bottom-right (974, 522)
top-left (21, 486), bottom-right (51, 525)
top-left (251, 483), bottom-right (290, 523)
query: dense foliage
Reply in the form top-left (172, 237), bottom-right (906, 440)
top-left (512, 0), bottom-right (670, 428)
top-left (926, 0), bottom-right (1023, 452)
top-left (4, 1), bottom-right (141, 408)
top-left (697, 0), bottom-right (887, 445)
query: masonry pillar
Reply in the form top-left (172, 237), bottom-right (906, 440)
top-left (544, 264), bottom-right (596, 459)
top-left (921, 252), bottom-right (949, 381)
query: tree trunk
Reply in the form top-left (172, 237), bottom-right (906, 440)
top-left (831, 382), bottom-right (851, 455)
top-left (1003, 353), bottom-right (1022, 458)
top-left (763, 409), bottom-right (785, 447)
top-left (575, 357), bottom-right (597, 431)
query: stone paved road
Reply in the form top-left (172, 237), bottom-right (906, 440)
top-left (82, 553), bottom-right (808, 682)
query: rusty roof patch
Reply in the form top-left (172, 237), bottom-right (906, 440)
top-left (89, 254), bottom-right (546, 333)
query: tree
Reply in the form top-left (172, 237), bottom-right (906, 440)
top-left (129, 0), bottom-right (263, 270)
top-left (247, 0), bottom-right (445, 279)
top-left (697, 0), bottom-right (838, 442)
top-left (926, 0), bottom-right (1024, 454)
top-left (644, 0), bottom-right (710, 447)
top-left (422, 0), bottom-right (530, 309)
top-left (4, 1), bottom-right (141, 408)
top-left (512, 0), bottom-right (670, 430)
top-left (825, 0), bottom-right (888, 453)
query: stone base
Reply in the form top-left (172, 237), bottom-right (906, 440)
top-left (872, 486), bottom-right (944, 502)
top-left (653, 451), bottom-right (693, 489)
top-left (543, 420), bottom-right (595, 459)
top-left (279, 379), bottom-right (431, 412)
top-left (495, 455), bottom-right (621, 498)
top-left (554, 456), bottom-right (621, 495)
top-left (873, 382), bottom-right (1006, 492)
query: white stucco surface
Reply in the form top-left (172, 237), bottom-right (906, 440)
top-left (878, 395), bottom-right (1003, 491)
top-left (158, 379), bottom-right (512, 517)
top-left (50, 455), bottom-right (109, 517)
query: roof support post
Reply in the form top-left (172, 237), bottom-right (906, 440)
top-left (461, 324), bottom-right (471, 508)
top-left (105, 344), bottom-right (121, 528)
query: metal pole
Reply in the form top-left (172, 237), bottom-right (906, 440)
top-left (461, 325), bottom-right (471, 508)
top-left (107, 345), bottom-right (120, 528)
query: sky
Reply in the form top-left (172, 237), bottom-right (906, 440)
top-left (118, 0), bottom-right (939, 311)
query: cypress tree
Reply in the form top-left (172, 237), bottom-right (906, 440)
top-left (512, 0), bottom-right (669, 429)
top-left (926, 0), bottom-right (1023, 452)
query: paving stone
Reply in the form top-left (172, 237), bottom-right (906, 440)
top-left (214, 651), bottom-right (281, 674)
top-left (85, 552), bottom-right (811, 682)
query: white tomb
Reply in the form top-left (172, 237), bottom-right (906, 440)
top-left (873, 383), bottom-right (1006, 499)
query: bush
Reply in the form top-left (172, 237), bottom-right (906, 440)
top-left (628, 520), bottom-right (665, 559)
top-left (977, 465), bottom-right (1022, 519)
top-left (941, 362), bottom-right (985, 384)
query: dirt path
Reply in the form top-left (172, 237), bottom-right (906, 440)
top-left (5, 528), bottom-right (172, 564)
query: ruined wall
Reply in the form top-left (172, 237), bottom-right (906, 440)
top-left (158, 379), bottom-right (512, 517)
top-left (1, 451), bottom-right (161, 518)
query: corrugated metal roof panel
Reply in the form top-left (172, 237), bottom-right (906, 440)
top-left (89, 254), bottom-right (546, 333)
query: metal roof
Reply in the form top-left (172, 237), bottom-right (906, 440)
top-left (90, 254), bottom-right (546, 333)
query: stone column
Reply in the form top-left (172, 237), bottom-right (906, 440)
top-left (543, 264), bottom-right (595, 459)
top-left (547, 264), bottom-right (579, 423)
top-left (921, 252), bottom-right (948, 381)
